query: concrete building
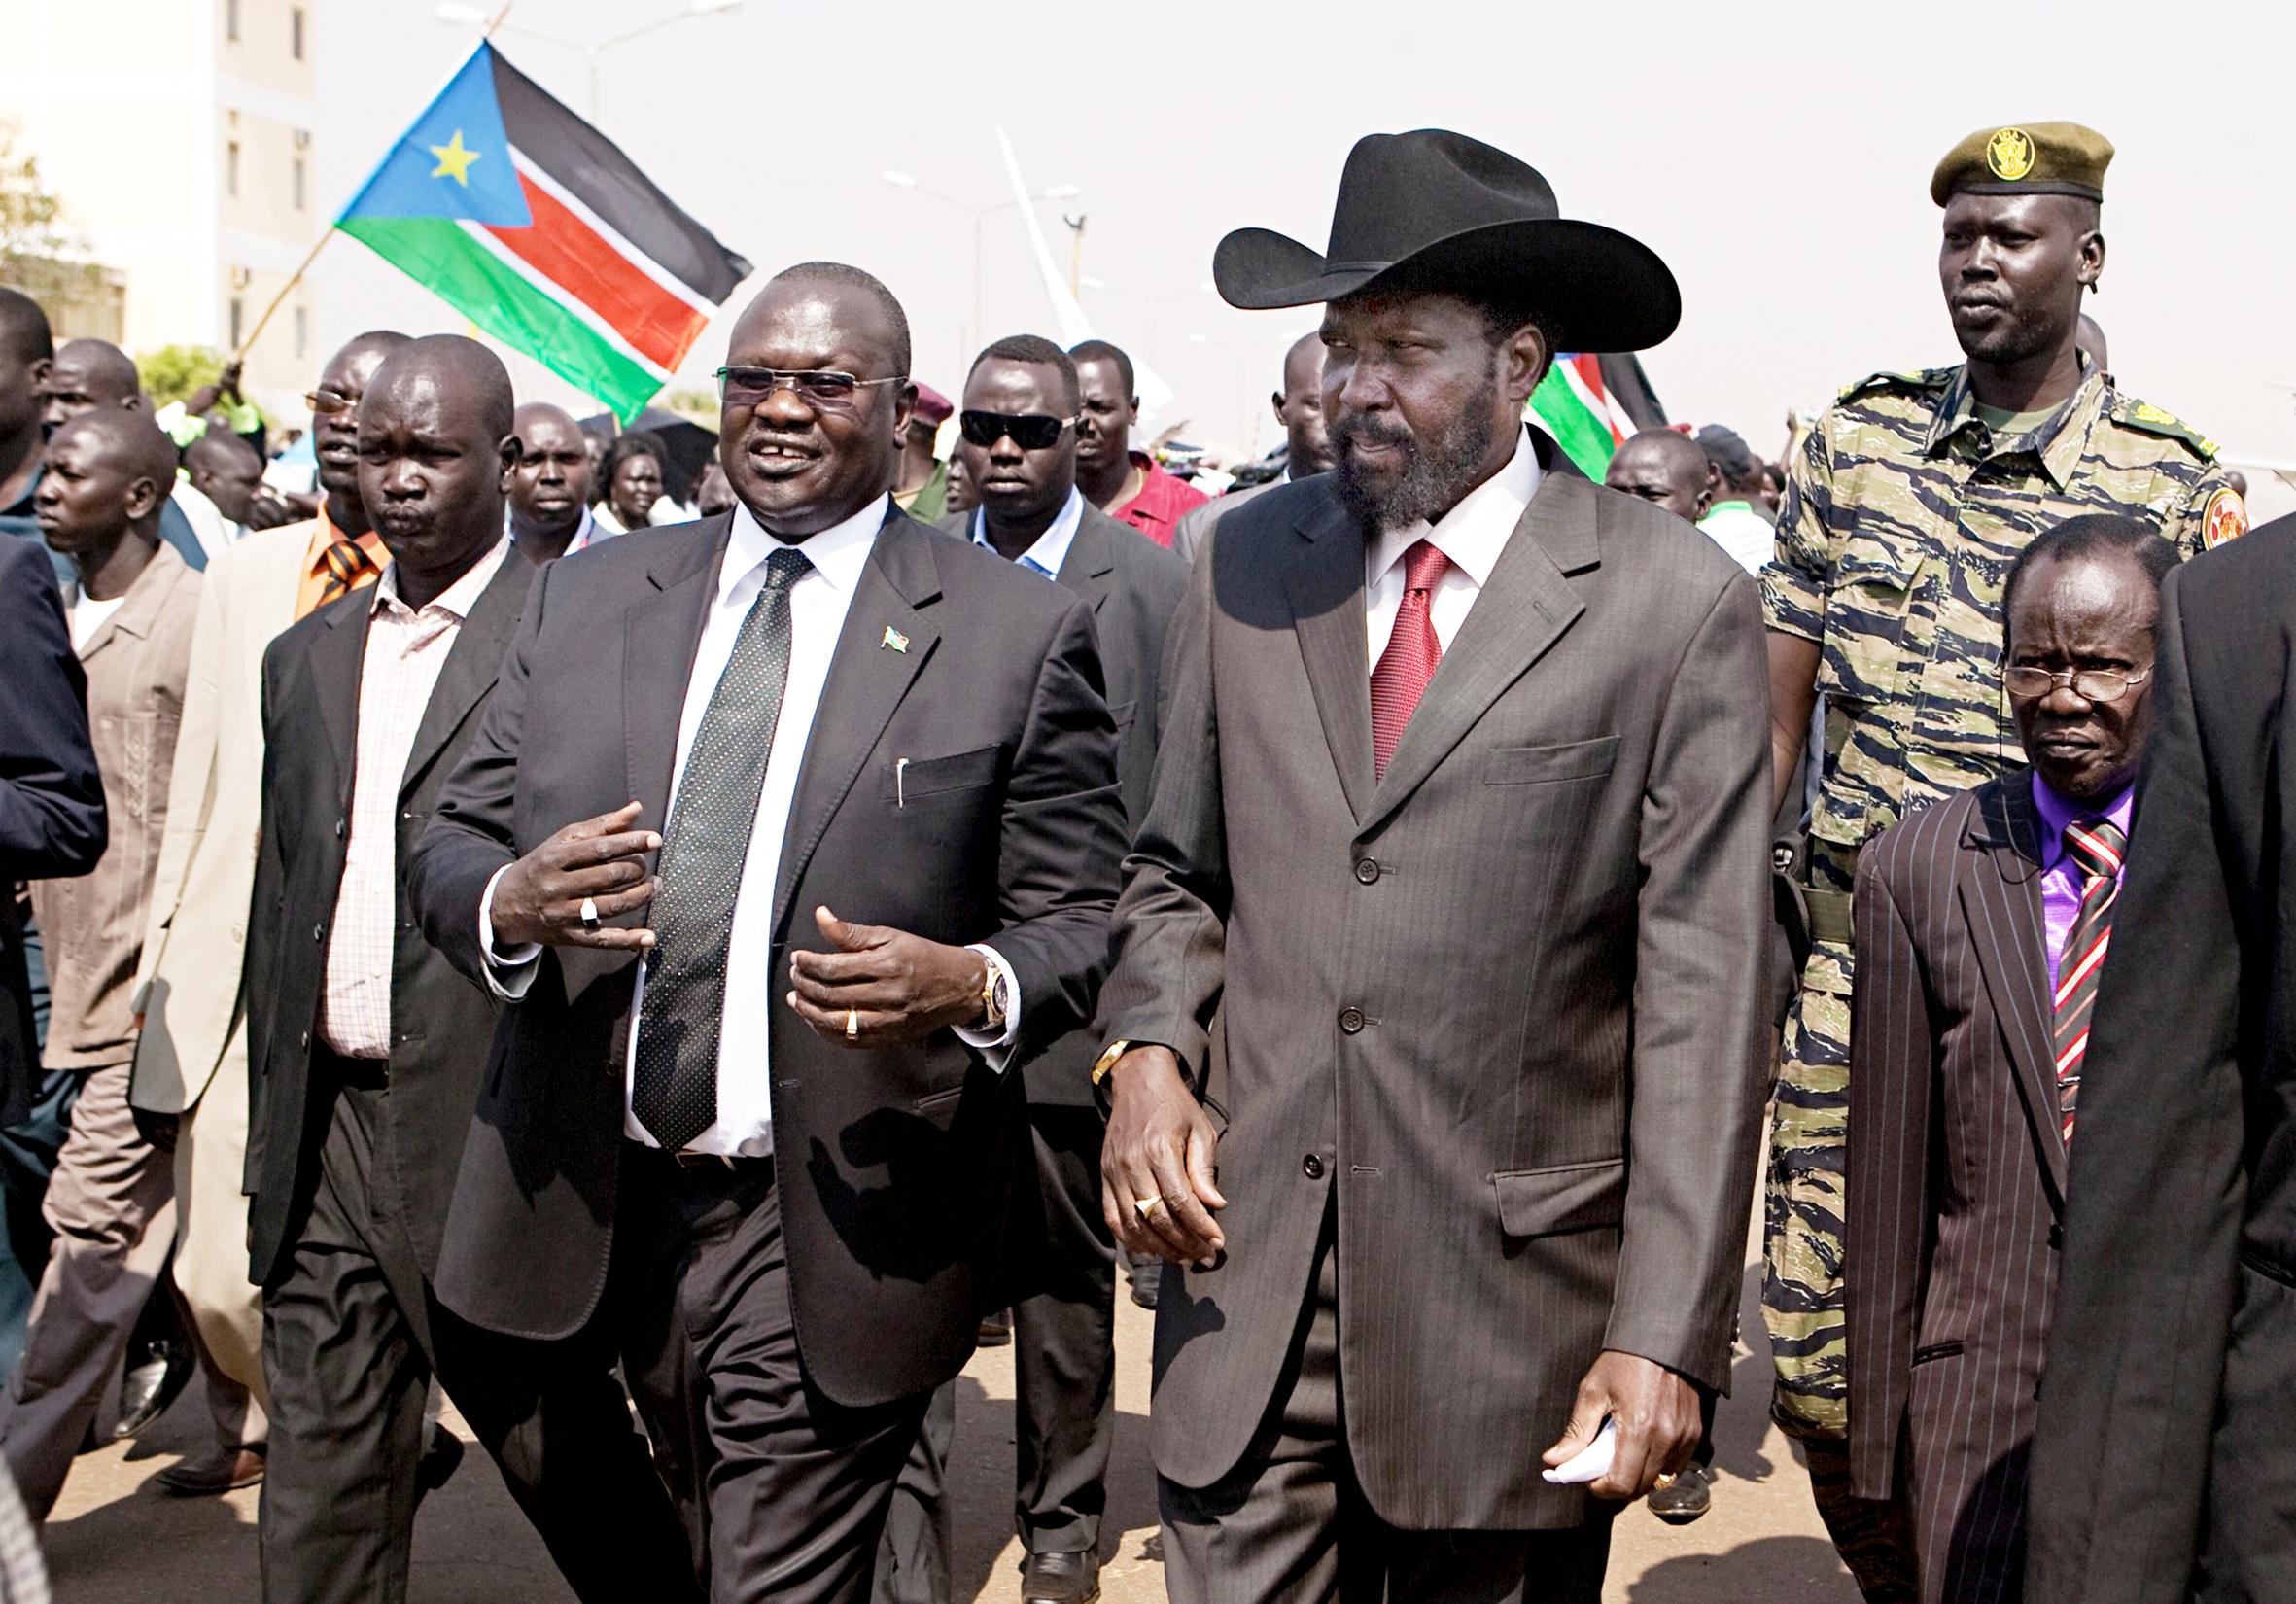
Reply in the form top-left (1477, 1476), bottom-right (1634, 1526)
top-left (0, 0), bottom-right (320, 415)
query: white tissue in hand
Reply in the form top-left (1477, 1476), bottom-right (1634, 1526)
top-left (1541, 1418), bottom-right (1617, 1485)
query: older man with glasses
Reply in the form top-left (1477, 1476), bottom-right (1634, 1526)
top-left (404, 264), bottom-right (1130, 1604)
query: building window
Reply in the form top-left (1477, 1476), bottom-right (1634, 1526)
top-left (226, 0), bottom-right (240, 41)
top-left (294, 306), bottom-right (308, 358)
top-left (229, 296), bottom-right (245, 350)
top-left (226, 140), bottom-right (240, 197)
top-left (293, 156), bottom-right (305, 210)
top-left (291, 7), bottom-right (305, 59)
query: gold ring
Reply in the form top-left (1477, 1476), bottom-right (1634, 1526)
top-left (1135, 1196), bottom-right (1165, 1218)
top-left (1652, 1472), bottom-right (1677, 1491)
top-left (845, 1009), bottom-right (860, 1040)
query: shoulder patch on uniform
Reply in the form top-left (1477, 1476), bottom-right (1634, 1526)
top-left (2110, 397), bottom-right (2217, 459)
top-left (1837, 367), bottom-right (1946, 401)
top-left (2203, 486), bottom-right (2248, 549)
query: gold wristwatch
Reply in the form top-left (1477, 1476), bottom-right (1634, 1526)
top-left (1091, 1039), bottom-right (1132, 1087)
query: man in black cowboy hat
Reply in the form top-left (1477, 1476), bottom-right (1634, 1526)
top-left (1093, 129), bottom-right (1775, 1601)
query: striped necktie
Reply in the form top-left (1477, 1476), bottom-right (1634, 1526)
top-left (318, 538), bottom-right (380, 607)
top-left (2052, 816), bottom-right (2127, 1142)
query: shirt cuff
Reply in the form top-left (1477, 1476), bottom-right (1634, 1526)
top-left (478, 865), bottom-right (542, 1001)
top-left (954, 943), bottom-right (1021, 1069)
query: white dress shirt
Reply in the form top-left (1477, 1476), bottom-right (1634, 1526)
top-left (482, 495), bottom-right (1017, 1157)
top-left (966, 487), bottom-right (1086, 578)
top-left (1364, 426), bottom-right (1542, 661)
top-left (323, 538), bottom-right (513, 1058)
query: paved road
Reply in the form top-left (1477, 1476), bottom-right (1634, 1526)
top-left (42, 1213), bottom-right (1854, 1603)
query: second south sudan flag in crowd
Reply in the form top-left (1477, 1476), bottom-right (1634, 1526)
top-left (337, 43), bottom-right (749, 421)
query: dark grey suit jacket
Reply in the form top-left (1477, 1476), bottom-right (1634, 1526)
top-left (941, 503), bottom-right (1188, 1104)
top-left (1099, 431), bottom-right (1775, 1528)
top-left (2029, 516), bottom-right (2296, 1604)
top-left (403, 506), bottom-right (1129, 1408)
top-left (1847, 776), bottom-right (2066, 1602)
top-left (245, 548), bottom-right (537, 1285)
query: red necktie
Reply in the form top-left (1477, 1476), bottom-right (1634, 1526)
top-left (2052, 816), bottom-right (2127, 1143)
top-left (1370, 539), bottom-right (1449, 777)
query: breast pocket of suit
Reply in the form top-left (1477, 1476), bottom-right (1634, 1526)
top-left (1482, 735), bottom-right (1619, 788)
top-left (885, 744), bottom-right (1005, 863)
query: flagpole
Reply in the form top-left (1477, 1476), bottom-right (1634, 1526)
top-left (232, 8), bottom-right (512, 366)
top-left (231, 229), bottom-right (333, 365)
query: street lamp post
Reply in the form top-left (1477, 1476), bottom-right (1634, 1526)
top-left (881, 172), bottom-right (1080, 366)
top-left (435, 0), bottom-right (747, 120)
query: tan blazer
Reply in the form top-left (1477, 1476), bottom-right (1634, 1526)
top-left (129, 523), bottom-right (312, 1112)
top-left (31, 543), bottom-right (200, 1071)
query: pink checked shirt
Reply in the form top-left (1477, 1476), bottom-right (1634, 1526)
top-left (318, 539), bottom-right (512, 1058)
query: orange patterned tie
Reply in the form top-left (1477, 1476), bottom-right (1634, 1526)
top-left (318, 538), bottom-right (378, 607)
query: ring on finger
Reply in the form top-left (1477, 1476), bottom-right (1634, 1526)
top-left (845, 1008), bottom-right (860, 1041)
top-left (1652, 1472), bottom-right (1677, 1491)
top-left (1134, 1195), bottom-right (1165, 1219)
top-left (578, 896), bottom-right (601, 931)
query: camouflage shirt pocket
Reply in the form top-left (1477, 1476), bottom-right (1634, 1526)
top-left (1819, 540), bottom-right (1925, 706)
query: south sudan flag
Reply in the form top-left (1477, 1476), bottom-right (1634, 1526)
top-left (337, 43), bottom-right (750, 421)
top-left (1529, 353), bottom-right (1667, 477)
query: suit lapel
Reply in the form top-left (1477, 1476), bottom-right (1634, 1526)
top-left (1359, 471), bottom-right (1595, 836)
top-left (623, 515), bottom-right (732, 830)
top-left (308, 592), bottom-right (372, 804)
top-left (397, 552), bottom-right (533, 800)
top-left (1285, 494), bottom-right (1375, 823)
top-left (1956, 778), bottom-right (2070, 1203)
top-left (769, 509), bottom-right (942, 940)
top-left (1054, 509), bottom-right (1118, 616)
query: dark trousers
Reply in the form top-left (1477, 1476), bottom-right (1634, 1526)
top-left (0, 1065), bottom-right (77, 1381)
top-left (876, 1104), bottom-right (1119, 1601)
top-left (616, 1146), bottom-right (934, 1604)
top-left (1161, 1215), bottom-right (1614, 1604)
top-left (260, 1059), bottom-right (688, 1604)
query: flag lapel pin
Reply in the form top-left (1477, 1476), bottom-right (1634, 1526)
top-left (882, 625), bottom-right (910, 653)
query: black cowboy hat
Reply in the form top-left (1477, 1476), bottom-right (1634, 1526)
top-left (1213, 129), bottom-right (1681, 354)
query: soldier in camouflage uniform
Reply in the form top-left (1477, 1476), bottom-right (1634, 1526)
top-left (1758, 121), bottom-right (2244, 1600)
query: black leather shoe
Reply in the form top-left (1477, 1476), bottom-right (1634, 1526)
top-left (1128, 1260), bottom-right (1161, 1310)
top-left (111, 1337), bottom-right (194, 1440)
top-left (1020, 1550), bottom-right (1100, 1604)
top-left (977, 1309), bottom-right (1013, 1346)
top-left (1648, 1463), bottom-right (1714, 1523)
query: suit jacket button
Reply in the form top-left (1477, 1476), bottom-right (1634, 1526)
top-left (1338, 1006), bottom-right (1365, 1034)
top-left (1302, 1154), bottom-right (1325, 1180)
top-left (1354, 858), bottom-right (1380, 885)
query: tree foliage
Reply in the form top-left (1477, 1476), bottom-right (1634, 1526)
top-left (137, 344), bottom-right (227, 409)
top-left (0, 122), bottom-right (115, 326)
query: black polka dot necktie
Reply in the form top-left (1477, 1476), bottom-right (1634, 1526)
top-left (630, 546), bottom-right (810, 1151)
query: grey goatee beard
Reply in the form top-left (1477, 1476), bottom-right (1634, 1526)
top-left (1331, 368), bottom-right (1503, 533)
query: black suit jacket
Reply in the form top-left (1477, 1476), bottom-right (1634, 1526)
top-left (940, 503), bottom-right (1188, 1105)
top-left (0, 536), bottom-right (106, 1125)
top-left (403, 506), bottom-right (1128, 1408)
top-left (244, 549), bottom-right (538, 1286)
top-left (1848, 776), bottom-right (2067, 1599)
top-left (2028, 515), bottom-right (2296, 1604)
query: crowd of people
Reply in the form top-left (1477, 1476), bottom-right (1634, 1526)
top-left (0, 113), bottom-right (2286, 1604)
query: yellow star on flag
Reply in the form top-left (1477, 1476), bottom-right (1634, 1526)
top-left (429, 130), bottom-right (482, 187)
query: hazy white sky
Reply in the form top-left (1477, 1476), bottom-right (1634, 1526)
top-left (313, 0), bottom-right (2296, 473)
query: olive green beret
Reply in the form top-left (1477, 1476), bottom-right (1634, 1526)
top-left (1931, 122), bottom-right (2113, 206)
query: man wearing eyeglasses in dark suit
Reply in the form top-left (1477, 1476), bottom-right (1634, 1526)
top-left (874, 336), bottom-right (1183, 1604)
top-left (405, 264), bottom-right (1130, 1604)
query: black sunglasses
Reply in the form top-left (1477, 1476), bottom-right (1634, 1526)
top-left (959, 409), bottom-right (1075, 451)
top-left (715, 366), bottom-right (906, 410)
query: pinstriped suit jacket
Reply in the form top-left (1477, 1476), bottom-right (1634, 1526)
top-left (1100, 436), bottom-right (1776, 1529)
top-left (1847, 776), bottom-right (2067, 1604)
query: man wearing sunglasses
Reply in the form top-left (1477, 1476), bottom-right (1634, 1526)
top-left (1843, 512), bottom-right (2174, 1602)
top-left (873, 336), bottom-right (1184, 1604)
top-left (407, 262), bottom-right (1130, 1604)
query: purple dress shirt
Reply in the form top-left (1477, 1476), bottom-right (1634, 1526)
top-left (2031, 771), bottom-right (2136, 994)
